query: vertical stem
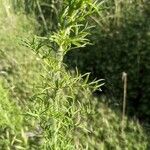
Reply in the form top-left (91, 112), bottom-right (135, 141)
top-left (36, 0), bottom-right (48, 31)
top-left (53, 46), bottom-right (64, 148)
top-left (121, 72), bottom-right (127, 132)
top-left (115, 0), bottom-right (123, 26)
top-left (57, 46), bottom-right (64, 79)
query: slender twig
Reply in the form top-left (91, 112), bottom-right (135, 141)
top-left (121, 72), bottom-right (127, 132)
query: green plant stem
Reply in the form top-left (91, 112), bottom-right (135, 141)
top-left (36, 0), bottom-right (48, 31)
top-left (57, 46), bottom-right (64, 78)
top-left (53, 45), bottom-right (64, 148)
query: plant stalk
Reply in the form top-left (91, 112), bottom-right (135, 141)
top-left (121, 72), bottom-right (127, 132)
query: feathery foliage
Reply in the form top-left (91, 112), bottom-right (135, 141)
top-left (0, 0), bottom-right (149, 149)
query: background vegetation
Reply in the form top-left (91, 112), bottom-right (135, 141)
top-left (0, 0), bottom-right (150, 149)
top-left (65, 0), bottom-right (150, 121)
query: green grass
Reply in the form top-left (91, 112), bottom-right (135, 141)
top-left (0, 0), bottom-right (150, 149)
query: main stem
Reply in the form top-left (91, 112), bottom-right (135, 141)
top-left (53, 45), bottom-right (64, 148)
top-left (58, 46), bottom-right (64, 76)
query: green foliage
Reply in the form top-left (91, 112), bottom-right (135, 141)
top-left (0, 1), bottom-right (41, 103)
top-left (0, 81), bottom-right (22, 130)
top-left (0, 81), bottom-right (27, 149)
top-left (15, 0), bottom-right (150, 120)
top-left (12, 0), bottom-right (61, 33)
top-left (24, 0), bottom-right (149, 149)
top-left (65, 0), bottom-right (150, 120)
top-left (0, 0), bottom-right (150, 149)
top-left (24, 0), bottom-right (104, 148)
